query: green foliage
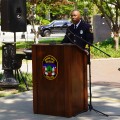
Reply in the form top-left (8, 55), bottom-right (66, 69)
top-left (14, 37), bottom-right (120, 59)
top-left (91, 38), bottom-right (120, 58)
top-left (50, 4), bottom-right (74, 19)
top-left (0, 72), bottom-right (32, 97)
top-left (16, 41), bottom-right (34, 49)
top-left (1, 37), bottom-right (120, 61)
top-left (27, 0), bottom-right (95, 24)
top-left (41, 19), bottom-right (50, 25)
top-left (39, 37), bottom-right (63, 43)
top-left (17, 73), bottom-right (32, 92)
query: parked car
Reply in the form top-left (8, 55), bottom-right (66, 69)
top-left (38, 20), bottom-right (71, 37)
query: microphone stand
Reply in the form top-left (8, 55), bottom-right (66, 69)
top-left (64, 28), bottom-right (110, 117)
top-left (87, 44), bottom-right (109, 117)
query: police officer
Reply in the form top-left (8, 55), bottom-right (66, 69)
top-left (62, 10), bottom-right (93, 49)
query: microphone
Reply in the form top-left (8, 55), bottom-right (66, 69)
top-left (63, 29), bottom-right (89, 55)
top-left (65, 27), bottom-right (110, 57)
top-left (67, 27), bottom-right (93, 46)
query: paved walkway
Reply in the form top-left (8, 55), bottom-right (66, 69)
top-left (91, 58), bottom-right (120, 84)
top-left (0, 58), bottom-right (120, 120)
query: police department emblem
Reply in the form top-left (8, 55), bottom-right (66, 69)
top-left (42, 55), bottom-right (58, 80)
top-left (80, 30), bottom-right (83, 34)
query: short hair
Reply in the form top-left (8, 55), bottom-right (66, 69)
top-left (70, 9), bottom-right (81, 15)
top-left (70, 10), bottom-right (81, 19)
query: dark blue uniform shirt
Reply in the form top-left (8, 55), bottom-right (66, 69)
top-left (62, 20), bottom-right (93, 49)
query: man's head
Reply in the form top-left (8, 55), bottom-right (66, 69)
top-left (70, 10), bottom-right (81, 24)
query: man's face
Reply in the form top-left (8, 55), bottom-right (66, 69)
top-left (70, 11), bottom-right (81, 24)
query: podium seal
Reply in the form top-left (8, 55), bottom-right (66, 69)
top-left (42, 55), bottom-right (58, 80)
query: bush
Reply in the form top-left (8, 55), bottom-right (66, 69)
top-left (41, 19), bottom-right (50, 25)
top-left (91, 37), bottom-right (120, 58)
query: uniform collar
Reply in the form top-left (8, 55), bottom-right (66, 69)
top-left (75, 20), bottom-right (81, 28)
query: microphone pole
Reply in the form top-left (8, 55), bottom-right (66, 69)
top-left (64, 27), bottom-right (109, 117)
top-left (63, 33), bottom-right (89, 55)
top-left (67, 28), bottom-right (111, 57)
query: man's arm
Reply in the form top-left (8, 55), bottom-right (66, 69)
top-left (61, 28), bottom-right (71, 43)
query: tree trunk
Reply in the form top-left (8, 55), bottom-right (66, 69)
top-left (113, 32), bottom-right (119, 50)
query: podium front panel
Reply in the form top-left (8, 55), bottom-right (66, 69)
top-left (32, 44), bottom-right (88, 117)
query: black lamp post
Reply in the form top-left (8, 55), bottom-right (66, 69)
top-left (84, 8), bottom-right (88, 23)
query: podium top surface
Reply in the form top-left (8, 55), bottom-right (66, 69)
top-left (32, 43), bottom-right (87, 54)
top-left (32, 43), bottom-right (73, 46)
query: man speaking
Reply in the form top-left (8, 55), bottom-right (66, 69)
top-left (61, 10), bottom-right (93, 49)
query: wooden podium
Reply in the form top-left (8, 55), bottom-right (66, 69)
top-left (32, 44), bottom-right (88, 117)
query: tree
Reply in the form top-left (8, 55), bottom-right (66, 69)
top-left (90, 0), bottom-right (120, 50)
top-left (26, 0), bottom-right (94, 38)
top-left (28, 0), bottom-right (94, 23)
top-left (27, 0), bottom-right (75, 42)
top-left (28, 0), bottom-right (76, 23)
